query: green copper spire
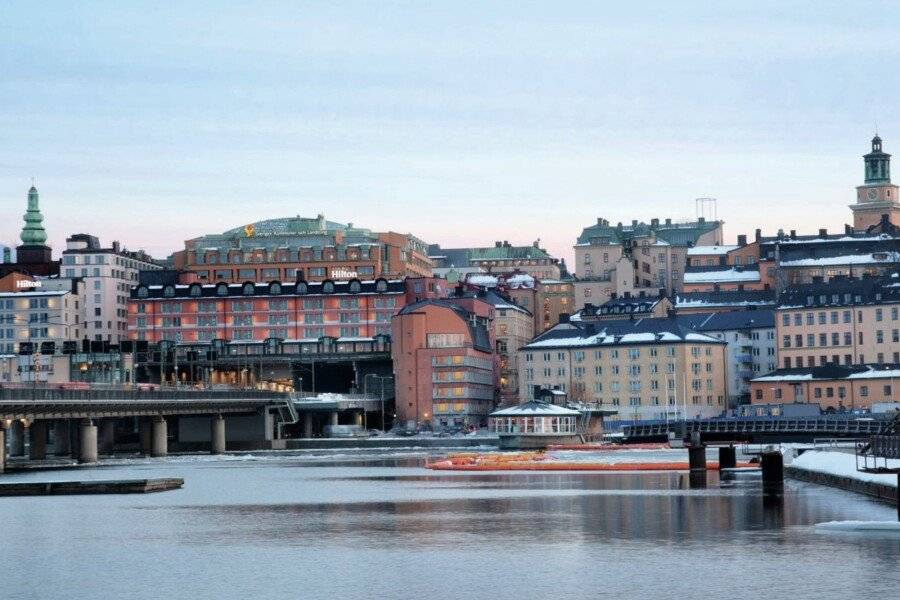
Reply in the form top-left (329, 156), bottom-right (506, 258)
top-left (20, 185), bottom-right (48, 245)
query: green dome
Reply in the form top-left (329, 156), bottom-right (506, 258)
top-left (20, 185), bottom-right (48, 245)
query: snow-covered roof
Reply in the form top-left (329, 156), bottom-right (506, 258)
top-left (687, 245), bottom-right (738, 256)
top-left (751, 374), bottom-right (815, 382)
top-left (523, 323), bottom-right (720, 349)
top-left (774, 234), bottom-right (895, 245)
top-left (847, 367), bottom-right (900, 379)
top-left (780, 252), bottom-right (900, 267)
top-left (683, 268), bottom-right (760, 284)
top-left (491, 401), bottom-right (581, 417)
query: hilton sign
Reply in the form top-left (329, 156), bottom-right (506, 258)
top-left (330, 268), bottom-right (359, 280)
top-left (15, 280), bottom-right (42, 289)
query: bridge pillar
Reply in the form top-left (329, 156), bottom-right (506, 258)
top-left (354, 412), bottom-right (364, 427)
top-left (99, 420), bottom-right (116, 455)
top-left (139, 419), bottom-right (152, 455)
top-left (761, 450), bottom-right (784, 494)
top-left (302, 413), bottom-right (313, 438)
top-left (718, 446), bottom-right (737, 470)
top-left (29, 421), bottom-right (48, 461)
top-left (151, 417), bottom-right (168, 458)
top-left (54, 420), bottom-right (72, 456)
top-left (330, 412), bottom-right (339, 427)
top-left (8, 420), bottom-right (25, 457)
top-left (210, 415), bottom-right (226, 455)
top-left (688, 446), bottom-right (707, 471)
top-left (78, 420), bottom-right (98, 464)
top-left (0, 425), bottom-right (6, 473)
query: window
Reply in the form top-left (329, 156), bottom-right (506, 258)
top-left (323, 281), bottom-right (335, 294)
top-left (242, 282), bottom-right (255, 296)
top-left (216, 283), bottom-right (228, 296)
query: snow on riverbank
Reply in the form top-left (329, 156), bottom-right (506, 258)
top-left (790, 450), bottom-right (898, 488)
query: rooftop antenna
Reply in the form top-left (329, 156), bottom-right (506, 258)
top-left (695, 197), bottom-right (717, 222)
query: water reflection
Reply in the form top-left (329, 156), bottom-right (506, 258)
top-left (1, 455), bottom-right (898, 600)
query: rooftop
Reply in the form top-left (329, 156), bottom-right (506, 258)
top-left (752, 363), bottom-right (900, 383)
top-left (576, 217), bottom-right (722, 247)
top-left (523, 317), bottom-right (723, 349)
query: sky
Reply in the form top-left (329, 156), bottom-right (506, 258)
top-left (2, 1), bottom-right (900, 265)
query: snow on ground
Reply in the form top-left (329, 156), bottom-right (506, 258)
top-left (790, 449), bottom-right (898, 488)
top-left (815, 521), bottom-right (900, 532)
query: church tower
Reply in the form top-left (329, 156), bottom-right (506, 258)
top-left (851, 135), bottom-right (900, 230)
top-left (15, 185), bottom-right (53, 266)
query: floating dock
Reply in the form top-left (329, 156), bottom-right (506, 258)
top-left (0, 478), bottom-right (184, 496)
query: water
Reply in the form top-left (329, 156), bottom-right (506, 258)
top-left (1, 449), bottom-right (898, 600)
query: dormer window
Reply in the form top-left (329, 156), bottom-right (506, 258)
top-left (242, 282), bottom-right (255, 296)
top-left (163, 285), bottom-right (175, 298)
top-left (296, 281), bottom-right (308, 295)
top-left (189, 284), bottom-right (202, 297)
top-left (136, 286), bottom-right (149, 298)
top-left (270, 282), bottom-right (282, 295)
top-left (349, 279), bottom-right (361, 293)
top-left (216, 283), bottom-right (228, 296)
top-left (375, 279), bottom-right (388, 293)
top-left (323, 280), bottom-right (335, 294)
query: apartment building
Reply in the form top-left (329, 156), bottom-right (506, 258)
top-left (429, 240), bottom-right (561, 280)
top-left (751, 364), bottom-right (899, 410)
top-left (462, 271), bottom-right (575, 334)
top-left (0, 287), bottom-right (81, 354)
top-left (776, 275), bottom-right (900, 369)
top-left (391, 298), bottom-right (497, 429)
top-left (572, 216), bottom-right (723, 309)
top-left (62, 234), bottom-right (162, 342)
top-left (519, 317), bottom-right (728, 420)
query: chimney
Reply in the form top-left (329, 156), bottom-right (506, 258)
top-left (737, 234), bottom-right (747, 246)
top-left (504, 240), bottom-right (510, 247)
top-left (698, 217), bottom-right (705, 224)
top-left (845, 224), bottom-right (853, 235)
top-left (112, 240), bottom-right (120, 253)
top-left (755, 228), bottom-right (761, 242)
top-left (665, 218), bottom-right (672, 226)
top-left (597, 218), bottom-right (602, 225)
top-left (631, 219), bottom-right (638, 227)
top-left (651, 218), bottom-right (659, 228)
top-left (790, 230), bottom-right (797, 240)
top-left (818, 228), bottom-right (827, 237)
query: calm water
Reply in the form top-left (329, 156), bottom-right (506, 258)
top-left (1, 449), bottom-right (898, 600)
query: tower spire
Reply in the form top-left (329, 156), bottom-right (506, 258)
top-left (20, 184), bottom-right (48, 245)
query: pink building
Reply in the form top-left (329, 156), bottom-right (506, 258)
top-left (391, 298), bottom-right (498, 429)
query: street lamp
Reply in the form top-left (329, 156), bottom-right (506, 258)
top-left (363, 373), bottom-right (392, 432)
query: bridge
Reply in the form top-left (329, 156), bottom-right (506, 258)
top-left (0, 386), bottom-right (295, 473)
top-left (622, 415), bottom-right (893, 444)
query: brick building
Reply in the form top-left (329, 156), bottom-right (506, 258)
top-left (128, 277), bottom-right (448, 343)
top-left (428, 240), bottom-right (561, 280)
top-left (391, 298), bottom-right (497, 429)
top-left (172, 215), bottom-right (433, 283)
top-left (750, 364), bottom-right (898, 410)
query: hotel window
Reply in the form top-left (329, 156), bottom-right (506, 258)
top-left (262, 269), bottom-right (279, 279)
top-left (215, 270), bottom-right (231, 280)
top-left (323, 281), bottom-right (335, 294)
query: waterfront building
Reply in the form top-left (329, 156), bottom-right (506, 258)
top-left (519, 317), bottom-right (728, 420)
top-left (489, 400), bottom-right (582, 449)
top-left (775, 275), bottom-right (900, 369)
top-left (676, 310), bottom-right (776, 407)
top-left (0, 186), bottom-right (59, 278)
top-left (391, 298), bottom-right (497, 429)
top-left (572, 216), bottom-right (724, 309)
top-left (62, 234), bottom-right (162, 342)
top-left (428, 240), bottom-right (561, 280)
top-left (572, 291), bottom-right (672, 322)
top-left (128, 277), bottom-right (447, 344)
top-left (172, 215), bottom-right (433, 283)
top-left (850, 135), bottom-right (900, 230)
top-left (750, 363), bottom-right (899, 410)
top-left (451, 288), bottom-right (533, 407)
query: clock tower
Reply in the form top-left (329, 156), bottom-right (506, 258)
top-left (851, 135), bottom-right (900, 230)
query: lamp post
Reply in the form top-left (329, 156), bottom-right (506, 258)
top-left (364, 373), bottom-right (392, 432)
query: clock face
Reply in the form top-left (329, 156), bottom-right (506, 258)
top-left (867, 188), bottom-right (878, 200)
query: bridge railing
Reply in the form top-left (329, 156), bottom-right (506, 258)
top-left (0, 385), bottom-right (288, 402)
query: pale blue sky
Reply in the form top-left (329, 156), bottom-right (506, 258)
top-left (2, 1), bottom-right (898, 264)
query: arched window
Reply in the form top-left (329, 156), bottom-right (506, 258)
top-left (296, 281), bottom-right (308, 295)
top-left (189, 284), bottom-right (202, 297)
top-left (136, 286), bottom-right (149, 298)
top-left (348, 279), bottom-right (361, 293)
top-left (242, 282), bottom-right (255, 296)
top-left (216, 283), bottom-right (229, 297)
top-left (323, 280), bottom-right (335, 294)
top-left (375, 278), bottom-right (388, 293)
top-left (270, 282), bottom-right (282, 295)
top-left (163, 285), bottom-right (175, 298)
